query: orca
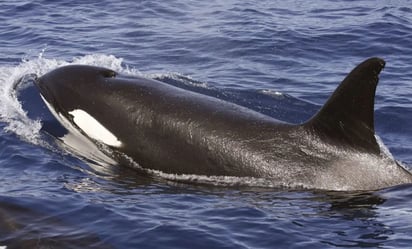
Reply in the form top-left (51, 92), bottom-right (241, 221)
top-left (34, 58), bottom-right (412, 191)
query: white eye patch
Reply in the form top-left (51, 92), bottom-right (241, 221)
top-left (69, 109), bottom-right (122, 148)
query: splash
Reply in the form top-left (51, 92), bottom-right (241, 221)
top-left (0, 57), bottom-right (55, 143)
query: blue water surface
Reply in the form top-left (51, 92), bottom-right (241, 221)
top-left (1, 1), bottom-right (412, 248)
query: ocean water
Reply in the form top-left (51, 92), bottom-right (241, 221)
top-left (1, 0), bottom-right (412, 248)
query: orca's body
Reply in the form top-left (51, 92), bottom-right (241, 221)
top-left (35, 58), bottom-right (412, 190)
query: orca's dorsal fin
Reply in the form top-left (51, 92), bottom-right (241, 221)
top-left (305, 57), bottom-right (385, 154)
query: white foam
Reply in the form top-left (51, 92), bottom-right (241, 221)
top-left (0, 56), bottom-right (60, 143)
top-left (69, 109), bottom-right (122, 148)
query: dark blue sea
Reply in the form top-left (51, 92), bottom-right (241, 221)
top-left (1, 1), bottom-right (412, 248)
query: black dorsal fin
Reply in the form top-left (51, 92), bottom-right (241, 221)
top-left (305, 57), bottom-right (386, 154)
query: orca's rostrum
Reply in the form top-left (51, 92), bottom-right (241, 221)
top-left (35, 58), bottom-right (412, 191)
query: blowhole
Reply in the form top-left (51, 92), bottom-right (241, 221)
top-left (102, 69), bottom-right (117, 78)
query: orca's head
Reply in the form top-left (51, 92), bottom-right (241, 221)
top-left (35, 65), bottom-right (123, 148)
top-left (35, 65), bottom-right (117, 115)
